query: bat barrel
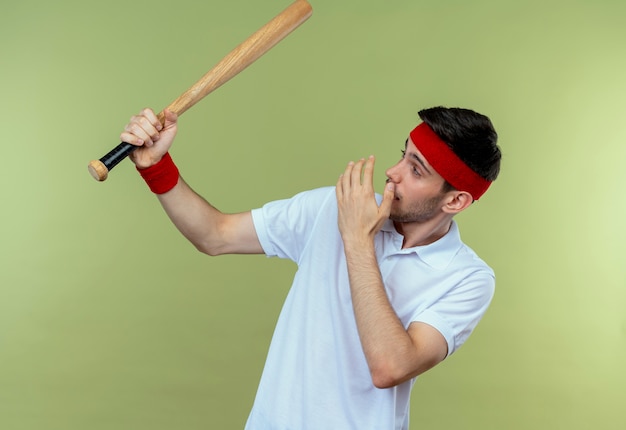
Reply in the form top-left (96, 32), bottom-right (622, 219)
top-left (88, 0), bottom-right (312, 182)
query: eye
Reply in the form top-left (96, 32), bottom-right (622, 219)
top-left (400, 149), bottom-right (421, 176)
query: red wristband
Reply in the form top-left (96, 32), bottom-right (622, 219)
top-left (137, 152), bottom-right (180, 194)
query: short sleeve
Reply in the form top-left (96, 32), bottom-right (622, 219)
top-left (411, 271), bottom-right (495, 356)
top-left (251, 187), bottom-right (336, 263)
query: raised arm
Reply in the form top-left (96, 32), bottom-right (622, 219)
top-left (335, 156), bottom-right (448, 388)
top-left (121, 108), bottom-right (263, 256)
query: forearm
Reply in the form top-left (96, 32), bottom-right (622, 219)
top-left (122, 108), bottom-right (261, 255)
top-left (155, 177), bottom-right (227, 255)
top-left (153, 173), bottom-right (262, 256)
top-left (336, 157), bottom-right (447, 387)
top-left (344, 240), bottom-right (423, 388)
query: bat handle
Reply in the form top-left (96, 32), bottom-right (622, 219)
top-left (89, 111), bottom-right (167, 181)
top-left (88, 142), bottom-right (136, 181)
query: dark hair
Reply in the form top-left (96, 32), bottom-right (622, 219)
top-left (418, 107), bottom-right (501, 192)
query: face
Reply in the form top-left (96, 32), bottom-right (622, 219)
top-left (385, 136), bottom-right (450, 224)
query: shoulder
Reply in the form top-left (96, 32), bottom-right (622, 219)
top-left (257, 186), bottom-right (336, 214)
top-left (251, 186), bottom-right (336, 235)
top-left (251, 187), bottom-right (337, 259)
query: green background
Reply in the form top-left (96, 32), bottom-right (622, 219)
top-left (1, 0), bottom-right (625, 428)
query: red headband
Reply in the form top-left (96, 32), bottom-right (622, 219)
top-left (410, 123), bottom-right (491, 201)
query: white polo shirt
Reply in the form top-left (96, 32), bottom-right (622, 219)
top-left (246, 187), bottom-right (495, 430)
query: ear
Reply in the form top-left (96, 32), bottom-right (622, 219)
top-left (442, 191), bottom-right (473, 214)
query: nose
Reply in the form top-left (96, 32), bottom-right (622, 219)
top-left (385, 161), bottom-right (401, 183)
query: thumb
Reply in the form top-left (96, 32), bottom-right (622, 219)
top-left (162, 109), bottom-right (179, 128)
top-left (380, 181), bottom-right (395, 216)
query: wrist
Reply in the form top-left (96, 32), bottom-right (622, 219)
top-left (342, 234), bottom-right (376, 255)
top-left (137, 152), bottom-right (179, 194)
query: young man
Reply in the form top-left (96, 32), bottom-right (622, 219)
top-left (122, 106), bottom-right (501, 429)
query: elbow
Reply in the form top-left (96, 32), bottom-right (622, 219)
top-left (193, 241), bottom-right (226, 257)
top-left (371, 373), bottom-right (398, 390)
top-left (369, 361), bottom-right (408, 389)
top-left (191, 217), bottom-right (234, 256)
top-left (198, 247), bottom-right (220, 257)
top-left (369, 356), bottom-right (440, 389)
top-left (197, 246), bottom-right (226, 257)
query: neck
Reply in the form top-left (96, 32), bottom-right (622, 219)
top-left (393, 214), bottom-right (454, 249)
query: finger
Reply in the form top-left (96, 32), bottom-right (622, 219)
top-left (341, 161), bottom-right (355, 191)
top-left (136, 114), bottom-right (161, 141)
top-left (140, 108), bottom-right (162, 131)
top-left (120, 119), bottom-right (150, 146)
top-left (379, 181), bottom-right (395, 217)
top-left (351, 158), bottom-right (365, 187)
top-left (129, 114), bottom-right (162, 147)
top-left (121, 120), bottom-right (154, 147)
top-left (362, 155), bottom-right (375, 192)
top-left (120, 130), bottom-right (144, 147)
top-left (336, 172), bottom-right (344, 199)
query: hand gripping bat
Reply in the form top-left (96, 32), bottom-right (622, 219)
top-left (88, 0), bottom-right (313, 181)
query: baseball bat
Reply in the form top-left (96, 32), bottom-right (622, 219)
top-left (88, 0), bottom-right (313, 181)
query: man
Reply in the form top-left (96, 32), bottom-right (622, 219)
top-left (121, 105), bottom-right (501, 429)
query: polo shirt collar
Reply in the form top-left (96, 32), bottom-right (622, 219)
top-left (380, 219), bottom-right (463, 269)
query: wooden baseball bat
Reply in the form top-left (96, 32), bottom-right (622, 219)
top-left (88, 0), bottom-right (313, 181)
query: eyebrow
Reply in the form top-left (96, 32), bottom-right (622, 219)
top-left (405, 138), bottom-right (432, 175)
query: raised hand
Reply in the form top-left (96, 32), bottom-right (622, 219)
top-left (335, 156), bottom-right (395, 246)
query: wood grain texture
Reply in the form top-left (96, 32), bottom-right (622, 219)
top-left (89, 0), bottom-right (313, 181)
top-left (158, 0), bottom-right (313, 123)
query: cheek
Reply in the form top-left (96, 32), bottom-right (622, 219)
top-left (402, 180), bottom-right (445, 201)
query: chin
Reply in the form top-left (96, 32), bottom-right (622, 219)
top-left (388, 211), bottom-right (405, 223)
